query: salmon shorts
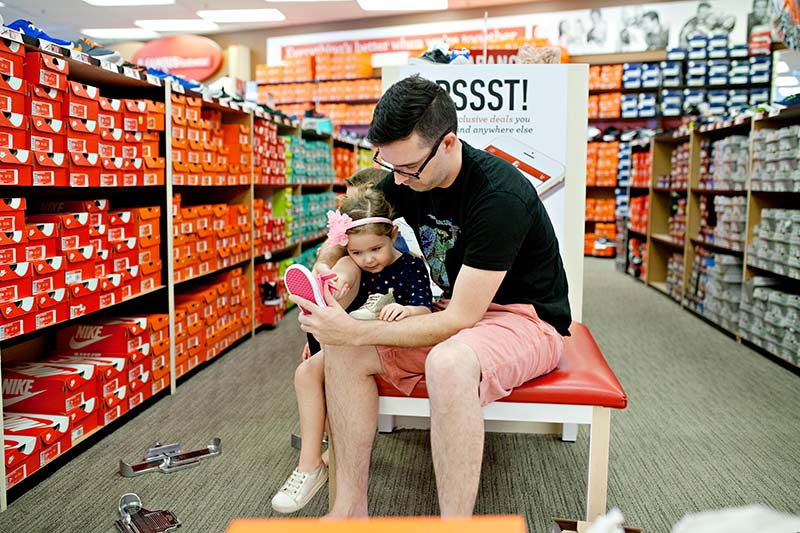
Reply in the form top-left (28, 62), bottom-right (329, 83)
top-left (376, 300), bottom-right (565, 406)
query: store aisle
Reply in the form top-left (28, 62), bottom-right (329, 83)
top-left (1, 258), bottom-right (798, 533)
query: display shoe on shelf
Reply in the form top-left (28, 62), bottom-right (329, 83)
top-left (6, 19), bottom-right (73, 48)
top-left (349, 289), bottom-right (396, 320)
top-left (284, 264), bottom-right (336, 314)
top-left (271, 463), bottom-right (328, 514)
top-left (409, 43), bottom-right (450, 65)
top-left (449, 48), bottom-right (471, 64)
top-left (74, 37), bottom-right (123, 64)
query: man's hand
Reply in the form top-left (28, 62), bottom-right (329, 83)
top-left (379, 303), bottom-right (409, 322)
top-left (291, 283), bottom-right (362, 346)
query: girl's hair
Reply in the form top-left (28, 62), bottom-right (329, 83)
top-left (339, 189), bottom-right (394, 238)
top-left (344, 167), bottom-right (389, 190)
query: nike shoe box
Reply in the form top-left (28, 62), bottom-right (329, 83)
top-left (23, 52), bottom-right (68, 92)
top-left (58, 317), bottom-right (147, 355)
top-left (0, 197), bottom-right (25, 234)
top-left (45, 354), bottom-right (127, 409)
top-left (2, 361), bottom-right (98, 425)
top-left (3, 411), bottom-right (73, 489)
top-left (0, 145), bottom-right (32, 186)
top-left (34, 286), bottom-right (68, 329)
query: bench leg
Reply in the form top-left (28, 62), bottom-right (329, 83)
top-left (585, 406), bottom-right (610, 521)
top-left (377, 414), bottom-right (395, 433)
top-left (561, 423), bottom-right (578, 442)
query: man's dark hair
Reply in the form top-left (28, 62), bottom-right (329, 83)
top-left (367, 74), bottom-right (458, 146)
top-left (698, 1), bottom-right (711, 10)
top-left (643, 11), bottom-right (660, 22)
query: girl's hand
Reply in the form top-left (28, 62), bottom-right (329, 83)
top-left (379, 303), bottom-right (409, 322)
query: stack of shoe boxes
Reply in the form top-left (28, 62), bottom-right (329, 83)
top-left (253, 198), bottom-right (287, 256)
top-left (667, 193), bottom-right (687, 243)
top-left (292, 139), bottom-right (335, 185)
top-left (2, 313), bottom-right (167, 488)
top-left (222, 123), bottom-right (253, 186)
top-left (25, 51), bottom-right (68, 186)
top-left (747, 208), bottom-right (800, 280)
top-left (253, 115), bottom-right (287, 185)
top-left (631, 151), bottom-right (651, 188)
top-left (333, 146), bottom-right (357, 182)
top-left (666, 252), bottom-right (684, 301)
top-left (698, 135), bottom-right (749, 191)
top-left (628, 196), bottom-right (649, 234)
top-left (301, 192), bottom-right (337, 242)
top-left (143, 100), bottom-right (166, 185)
top-left (702, 253), bottom-right (744, 332)
top-left (627, 235), bottom-right (647, 280)
top-left (751, 126), bottom-right (800, 193)
top-left (697, 195), bottom-right (746, 252)
top-left (0, 198), bottom-right (40, 340)
top-left (739, 283), bottom-right (799, 365)
top-left (656, 142), bottom-right (689, 189)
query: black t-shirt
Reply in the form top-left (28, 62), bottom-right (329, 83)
top-left (378, 141), bottom-right (571, 336)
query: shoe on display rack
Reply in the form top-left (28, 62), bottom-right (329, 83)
top-left (349, 289), bottom-right (396, 320)
top-left (409, 43), bottom-right (451, 65)
top-left (6, 19), bottom-right (73, 48)
top-left (449, 48), bottom-right (471, 64)
top-left (74, 36), bottom-right (122, 64)
top-left (271, 463), bottom-right (328, 514)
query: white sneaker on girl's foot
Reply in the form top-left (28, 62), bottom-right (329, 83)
top-left (271, 463), bottom-right (328, 513)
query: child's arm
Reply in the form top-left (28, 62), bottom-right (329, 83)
top-left (379, 303), bottom-right (430, 322)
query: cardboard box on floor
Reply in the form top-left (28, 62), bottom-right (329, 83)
top-left (553, 517), bottom-right (642, 533)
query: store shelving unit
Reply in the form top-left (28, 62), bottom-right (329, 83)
top-left (0, 31), bottom-right (341, 510)
top-left (625, 108), bottom-right (800, 371)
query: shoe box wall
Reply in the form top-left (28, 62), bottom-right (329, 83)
top-left (620, 110), bottom-right (800, 370)
top-left (0, 29), bottom-right (352, 509)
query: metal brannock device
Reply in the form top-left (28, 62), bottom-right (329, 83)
top-left (114, 493), bottom-right (180, 533)
top-left (119, 437), bottom-right (221, 477)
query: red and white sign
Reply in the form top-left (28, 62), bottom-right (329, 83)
top-left (133, 35), bottom-right (222, 82)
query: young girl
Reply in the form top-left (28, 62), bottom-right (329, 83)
top-left (273, 189), bottom-right (433, 514)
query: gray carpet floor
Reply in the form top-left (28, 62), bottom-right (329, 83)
top-left (1, 258), bottom-right (798, 532)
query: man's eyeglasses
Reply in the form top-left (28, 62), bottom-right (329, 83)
top-left (372, 130), bottom-right (451, 179)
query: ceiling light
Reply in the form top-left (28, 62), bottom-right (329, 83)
top-left (356, 0), bottom-right (447, 10)
top-left (197, 9), bottom-right (285, 23)
top-left (83, 0), bottom-right (175, 5)
top-left (82, 27), bottom-right (160, 40)
top-left (135, 19), bottom-right (219, 32)
top-left (775, 76), bottom-right (799, 87)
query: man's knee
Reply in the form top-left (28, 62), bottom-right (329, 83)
top-left (425, 340), bottom-right (480, 391)
top-left (324, 344), bottom-right (384, 376)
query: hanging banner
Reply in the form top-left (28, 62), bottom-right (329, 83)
top-left (133, 35), bottom-right (223, 81)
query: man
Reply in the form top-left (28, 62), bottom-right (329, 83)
top-left (292, 75), bottom-right (571, 517)
top-left (641, 11), bottom-right (669, 50)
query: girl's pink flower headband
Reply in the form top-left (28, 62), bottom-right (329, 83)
top-left (326, 210), bottom-right (393, 246)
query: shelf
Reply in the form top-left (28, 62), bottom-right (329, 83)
top-left (750, 187), bottom-right (800, 195)
top-left (653, 187), bottom-right (687, 193)
top-left (302, 233), bottom-right (328, 246)
top-left (175, 257), bottom-right (252, 287)
top-left (587, 184), bottom-right (618, 189)
top-left (258, 76), bottom-right (381, 86)
top-left (654, 131), bottom-right (691, 143)
top-left (747, 260), bottom-right (800, 283)
top-left (589, 87), bottom-right (660, 94)
top-left (297, 181), bottom-right (337, 188)
top-left (629, 185), bottom-right (650, 191)
top-left (650, 281), bottom-right (669, 295)
top-left (690, 237), bottom-right (744, 256)
top-left (590, 116), bottom-right (659, 122)
top-left (684, 305), bottom-right (739, 338)
top-left (572, 50), bottom-right (666, 64)
top-left (690, 188), bottom-right (747, 195)
top-left (254, 182), bottom-right (301, 188)
top-left (586, 218), bottom-right (616, 223)
top-left (0, 285), bottom-right (166, 345)
top-left (258, 243), bottom-right (300, 259)
top-left (628, 227), bottom-right (648, 237)
top-left (651, 233), bottom-right (685, 249)
top-left (740, 338), bottom-right (800, 373)
top-left (315, 98), bottom-right (379, 105)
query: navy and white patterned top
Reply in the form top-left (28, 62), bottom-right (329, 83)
top-left (349, 253), bottom-right (433, 311)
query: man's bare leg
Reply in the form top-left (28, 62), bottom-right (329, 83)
top-left (324, 344), bottom-right (384, 517)
top-left (425, 340), bottom-right (483, 516)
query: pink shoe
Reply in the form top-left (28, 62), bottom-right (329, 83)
top-left (284, 264), bottom-right (332, 314)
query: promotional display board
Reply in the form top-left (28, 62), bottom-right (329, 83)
top-left (387, 64), bottom-right (588, 319)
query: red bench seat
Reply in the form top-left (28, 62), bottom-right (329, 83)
top-left (376, 322), bottom-right (627, 409)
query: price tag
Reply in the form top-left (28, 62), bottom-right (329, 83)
top-left (255, 109), bottom-right (264, 118)
top-left (123, 66), bottom-right (140, 79)
top-left (146, 74), bottom-right (161, 86)
top-left (39, 40), bottom-right (63, 56)
top-left (769, 108), bottom-right (782, 117)
top-left (219, 99), bottom-right (229, 108)
top-left (0, 28), bottom-right (23, 43)
top-left (230, 101), bottom-right (240, 111)
top-left (70, 49), bottom-right (92, 64)
top-left (101, 61), bottom-right (118, 73)
top-left (171, 81), bottom-right (185, 94)
top-left (203, 94), bottom-right (213, 103)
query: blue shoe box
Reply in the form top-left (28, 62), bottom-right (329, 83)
top-left (730, 60), bottom-right (750, 84)
top-left (750, 57), bottom-right (771, 83)
top-left (708, 33), bottom-right (729, 58)
top-left (683, 89), bottom-right (706, 112)
top-left (750, 88), bottom-right (769, 105)
top-left (728, 89), bottom-right (749, 107)
top-left (707, 60), bottom-right (730, 85)
top-left (667, 47), bottom-right (687, 60)
top-left (729, 45), bottom-right (749, 58)
top-left (661, 89), bottom-right (683, 116)
top-left (688, 35), bottom-right (708, 59)
top-left (641, 63), bottom-right (661, 88)
top-left (621, 94), bottom-right (639, 118)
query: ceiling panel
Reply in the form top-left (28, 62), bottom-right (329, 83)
top-left (0, 0), bottom-right (537, 43)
